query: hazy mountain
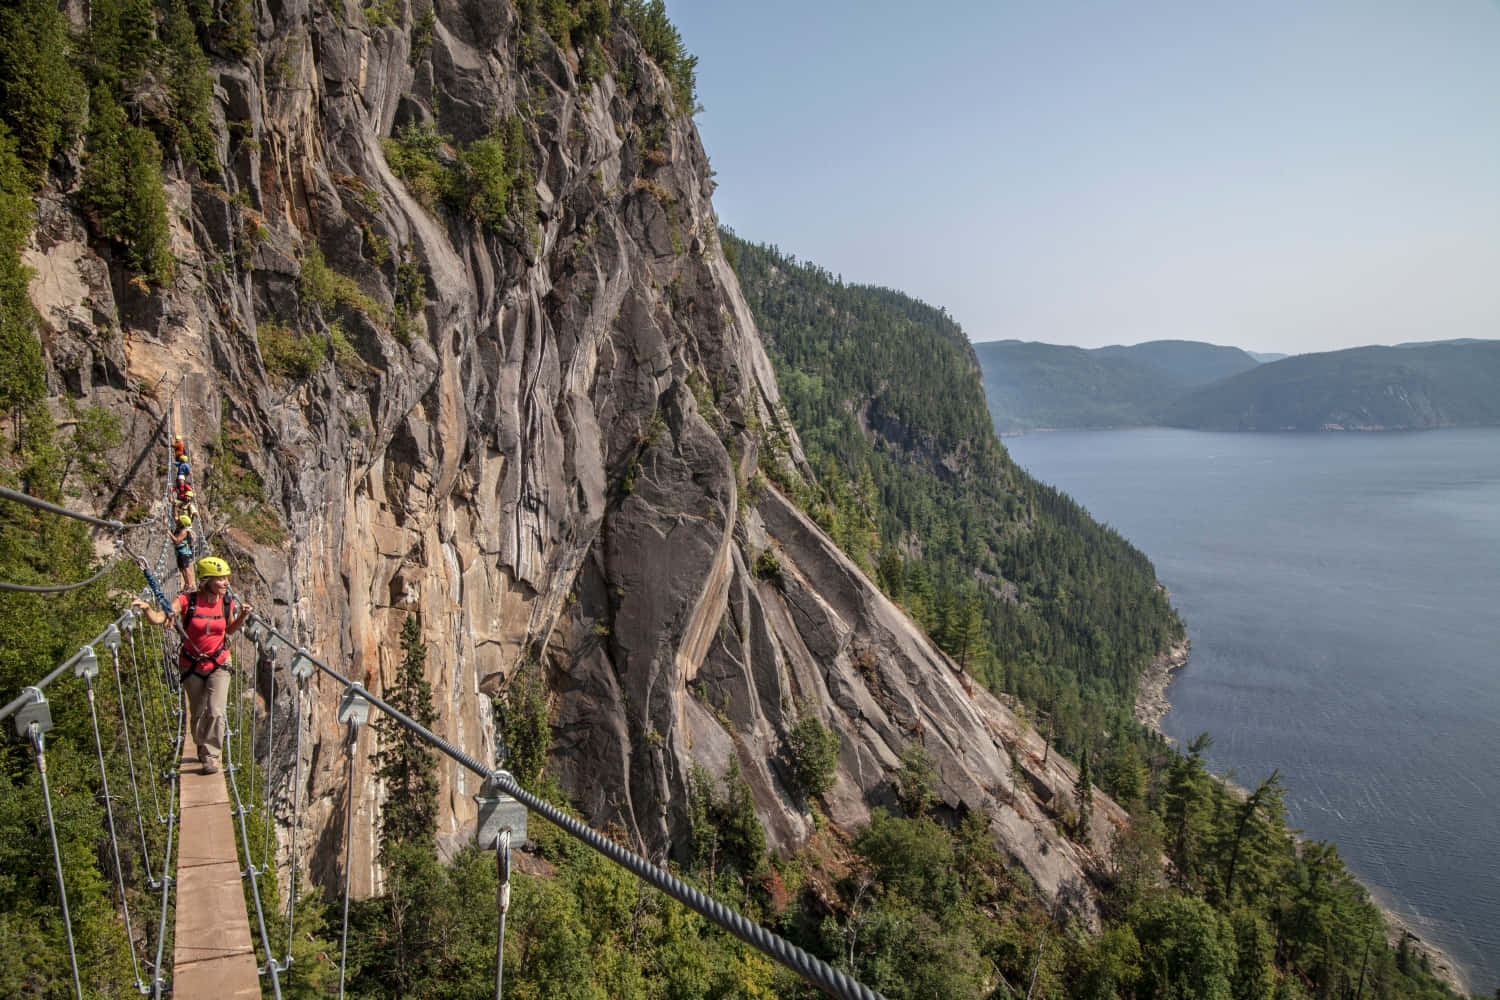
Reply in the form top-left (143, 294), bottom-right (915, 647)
top-left (972, 340), bottom-right (1184, 431)
top-left (975, 337), bottom-right (1500, 432)
top-left (1161, 341), bottom-right (1500, 430)
top-left (1093, 339), bottom-right (1261, 385)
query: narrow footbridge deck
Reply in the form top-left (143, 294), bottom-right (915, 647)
top-left (173, 760), bottom-right (261, 998)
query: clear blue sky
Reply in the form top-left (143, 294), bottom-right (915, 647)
top-left (668, 1), bottom-right (1500, 355)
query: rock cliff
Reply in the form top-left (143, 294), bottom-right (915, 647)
top-left (28, 0), bottom-right (1124, 914)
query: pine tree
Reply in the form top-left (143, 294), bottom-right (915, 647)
top-left (1075, 750), bottom-right (1093, 844)
top-left (374, 613), bottom-right (439, 855)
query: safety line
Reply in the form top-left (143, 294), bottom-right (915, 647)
top-left (0, 548), bottom-right (126, 593)
top-left (108, 640), bottom-right (157, 887)
top-left (24, 709), bottom-right (85, 1000)
top-left (0, 484), bottom-right (126, 531)
top-left (149, 705), bottom-right (183, 1000)
top-left (283, 670), bottom-right (307, 970)
top-left (223, 674), bottom-right (285, 999)
top-left (247, 617), bottom-right (891, 1000)
top-left (84, 664), bottom-right (148, 992)
top-left (126, 622), bottom-right (167, 829)
top-left (337, 722), bottom-right (358, 1000)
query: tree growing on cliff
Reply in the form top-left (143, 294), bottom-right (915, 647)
top-left (374, 613), bottom-right (439, 853)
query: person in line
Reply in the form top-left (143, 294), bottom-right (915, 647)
top-left (174, 476), bottom-right (197, 522)
top-left (131, 556), bottom-right (253, 774)
top-left (171, 514), bottom-right (195, 591)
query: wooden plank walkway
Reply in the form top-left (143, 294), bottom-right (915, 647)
top-left (172, 756), bottom-right (262, 998)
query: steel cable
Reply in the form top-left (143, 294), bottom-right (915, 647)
top-left (222, 666), bottom-right (284, 999)
top-left (283, 671), bottom-right (306, 970)
top-left (247, 617), bottom-right (890, 1000)
top-left (126, 623), bottom-right (167, 828)
top-left (28, 719), bottom-right (85, 1000)
top-left (0, 549), bottom-right (126, 593)
top-left (337, 722), bottom-right (359, 1000)
top-left (108, 641), bottom-right (157, 886)
top-left (149, 703), bottom-right (183, 1000)
top-left (261, 642), bottom-right (276, 873)
top-left (84, 670), bottom-right (147, 992)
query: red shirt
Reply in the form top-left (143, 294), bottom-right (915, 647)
top-left (176, 592), bottom-right (231, 673)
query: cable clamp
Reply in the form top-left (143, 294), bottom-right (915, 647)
top-left (73, 645), bottom-right (99, 682)
top-left (338, 682), bottom-right (371, 730)
top-left (290, 648), bottom-right (316, 683)
top-left (10, 687), bottom-right (52, 741)
top-left (475, 769), bottom-right (527, 848)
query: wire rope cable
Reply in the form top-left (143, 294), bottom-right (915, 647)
top-left (149, 705), bottom-right (183, 1000)
top-left (337, 723), bottom-right (359, 1000)
top-left (245, 617), bottom-right (891, 1000)
top-left (84, 668), bottom-right (147, 992)
top-left (222, 667), bottom-right (284, 998)
top-left (126, 623), bottom-right (167, 827)
top-left (27, 716), bottom-right (85, 1000)
top-left (109, 640), bottom-right (158, 886)
top-left (0, 548), bottom-right (126, 593)
top-left (260, 638), bottom-right (276, 873)
top-left (0, 484), bottom-right (127, 531)
top-left (282, 667), bottom-right (306, 969)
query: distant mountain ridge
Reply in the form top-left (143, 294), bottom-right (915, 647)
top-left (975, 338), bottom-right (1500, 432)
top-left (974, 339), bottom-right (1260, 431)
top-left (1163, 341), bottom-right (1500, 430)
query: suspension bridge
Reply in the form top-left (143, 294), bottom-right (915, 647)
top-left (0, 397), bottom-right (888, 999)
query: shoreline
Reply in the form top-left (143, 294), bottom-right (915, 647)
top-left (1134, 641), bottom-right (1476, 997)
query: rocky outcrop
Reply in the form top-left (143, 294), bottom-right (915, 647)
top-left (28, 0), bottom-right (1124, 916)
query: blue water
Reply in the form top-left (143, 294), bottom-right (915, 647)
top-left (1004, 427), bottom-right (1500, 991)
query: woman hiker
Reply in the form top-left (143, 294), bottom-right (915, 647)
top-left (131, 556), bottom-right (253, 774)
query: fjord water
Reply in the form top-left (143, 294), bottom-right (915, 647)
top-left (1004, 428), bottom-right (1500, 990)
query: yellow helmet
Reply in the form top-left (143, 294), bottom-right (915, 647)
top-left (177, 514), bottom-right (192, 527)
top-left (196, 556), bottom-right (231, 578)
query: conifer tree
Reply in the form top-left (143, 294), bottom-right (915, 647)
top-left (1075, 750), bottom-right (1093, 844)
top-left (374, 613), bottom-right (439, 854)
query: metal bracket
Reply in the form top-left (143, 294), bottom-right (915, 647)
top-left (73, 645), bottom-right (99, 682)
top-left (338, 682), bottom-right (371, 729)
top-left (243, 616), bottom-right (266, 646)
top-left (264, 631), bottom-right (290, 661)
top-left (290, 648), bottom-right (316, 683)
top-left (101, 623), bottom-right (121, 652)
top-left (475, 769), bottom-right (527, 847)
top-left (11, 687), bottom-right (52, 741)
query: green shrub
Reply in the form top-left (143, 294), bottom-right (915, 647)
top-left (257, 320), bottom-right (324, 378)
top-left (752, 546), bottom-right (781, 584)
top-left (499, 664), bottom-right (551, 788)
top-left (782, 708), bottom-right (840, 800)
top-left (299, 247), bottom-right (386, 326)
top-left (381, 120), bottom-right (450, 212)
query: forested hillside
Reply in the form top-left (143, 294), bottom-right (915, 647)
top-left (725, 232), bottom-right (1184, 761)
top-left (1094, 340), bottom-right (1261, 386)
top-left (974, 339), bottom-right (1185, 431)
top-left (974, 337), bottom-right (1500, 432)
top-left (1161, 341), bottom-right (1500, 430)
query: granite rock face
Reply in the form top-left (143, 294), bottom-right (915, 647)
top-left (28, 0), bottom-right (1123, 915)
